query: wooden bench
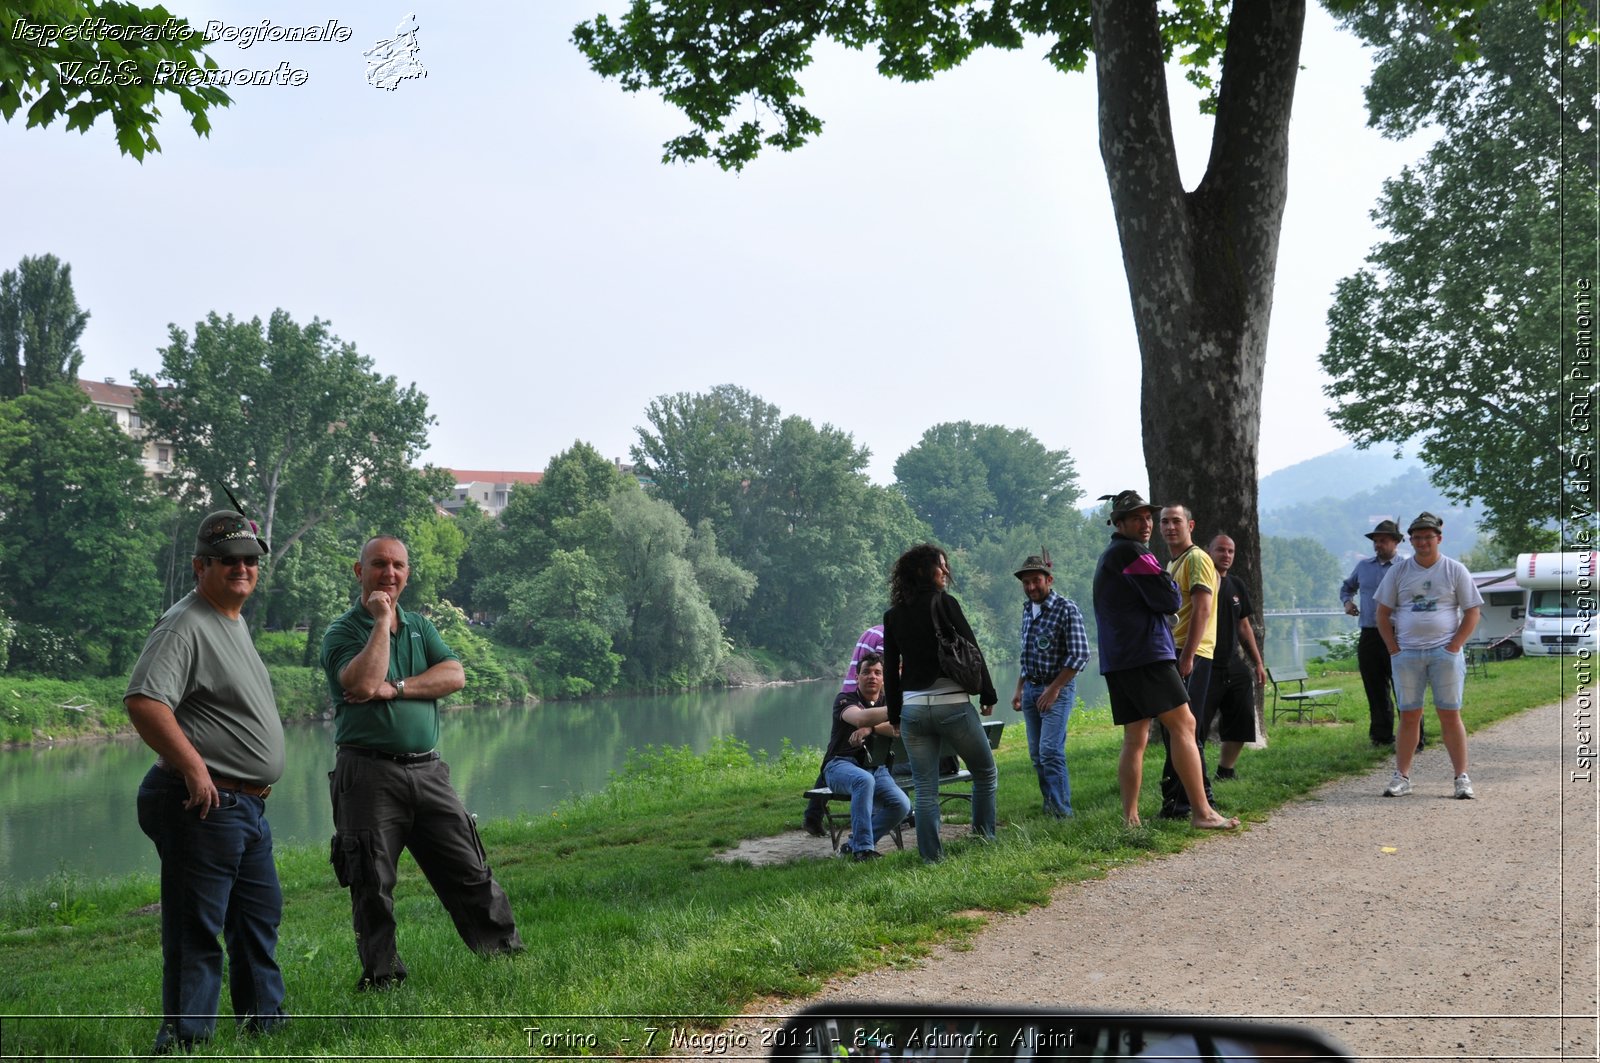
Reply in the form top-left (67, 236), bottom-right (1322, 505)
top-left (1266, 667), bottom-right (1340, 724)
top-left (804, 718), bottom-right (1005, 852)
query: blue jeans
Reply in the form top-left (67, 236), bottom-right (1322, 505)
top-left (1021, 680), bottom-right (1074, 816)
top-left (136, 764), bottom-right (287, 1052)
top-left (899, 698), bottom-right (998, 862)
top-left (823, 759), bottom-right (911, 854)
top-left (1393, 645), bottom-right (1466, 711)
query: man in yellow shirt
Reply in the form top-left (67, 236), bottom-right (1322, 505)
top-left (1157, 504), bottom-right (1219, 819)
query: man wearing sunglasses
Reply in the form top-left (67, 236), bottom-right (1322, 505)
top-left (125, 510), bottom-right (287, 1055)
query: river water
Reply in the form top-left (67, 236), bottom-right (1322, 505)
top-left (0, 624), bottom-right (1331, 890)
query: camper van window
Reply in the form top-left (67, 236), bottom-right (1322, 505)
top-left (1529, 590), bottom-right (1582, 618)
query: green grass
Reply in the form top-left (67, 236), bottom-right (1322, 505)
top-left (0, 656), bottom-right (1568, 1060)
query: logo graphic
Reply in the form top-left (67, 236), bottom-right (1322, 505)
top-left (365, 13), bottom-right (425, 90)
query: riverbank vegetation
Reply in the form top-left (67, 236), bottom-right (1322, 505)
top-left (0, 656), bottom-right (1566, 1059)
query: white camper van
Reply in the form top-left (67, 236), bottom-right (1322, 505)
top-left (1468, 568), bottom-right (1525, 659)
top-left (1516, 552), bottom-right (1598, 657)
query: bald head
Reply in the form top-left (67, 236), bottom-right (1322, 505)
top-left (1207, 534), bottom-right (1236, 575)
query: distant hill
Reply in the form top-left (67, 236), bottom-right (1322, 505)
top-left (1258, 443), bottom-right (1424, 513)
top-left (1259, 461), bottom-right (1481, 566)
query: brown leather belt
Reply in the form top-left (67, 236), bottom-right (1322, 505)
top-left (155, 758), bottom-right (272, 798)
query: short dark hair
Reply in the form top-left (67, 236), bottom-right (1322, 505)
top-left (859, 652), bottom-right (884, 672)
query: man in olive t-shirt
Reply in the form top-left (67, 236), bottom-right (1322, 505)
top-left (320, 535), bottom-right (522, 991)
top-left (126, 510), bottom-right (287, 1054)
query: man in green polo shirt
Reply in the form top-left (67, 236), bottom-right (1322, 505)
top-left (321, 535), bottom-right (522, 991)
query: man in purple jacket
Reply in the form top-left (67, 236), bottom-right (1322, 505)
top-left (1091, 490), bottom-right (1237, 830)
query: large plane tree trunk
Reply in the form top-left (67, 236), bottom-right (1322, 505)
top-left (1091, 0), bottom-right (1304, 734)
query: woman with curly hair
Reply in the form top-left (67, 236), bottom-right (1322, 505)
top-left (882, 543), bottom-right (999, 861)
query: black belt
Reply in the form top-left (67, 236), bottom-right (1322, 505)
top-left (338, 744), bottom-right (439, 764)
top-left (1024, 674), bottom-right (1056, 685)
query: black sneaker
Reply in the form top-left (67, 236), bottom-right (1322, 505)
top-left (802, 815), bottom-right (825, 838)
top-left (852, 849), bottom-right (883, 862)
top-left (1215, 766), bottom-right (1237, 780)
top-left (1157, 804), bottom-right (1190, 820)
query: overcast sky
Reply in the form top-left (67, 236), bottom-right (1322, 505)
top-left (5, 1), bottom-right (1430, 494)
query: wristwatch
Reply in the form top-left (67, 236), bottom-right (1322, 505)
top-left (394, 678), bottom-right (406, 698)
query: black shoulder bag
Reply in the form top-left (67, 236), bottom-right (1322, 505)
top-left (929, 592), bottom-right (986, 695)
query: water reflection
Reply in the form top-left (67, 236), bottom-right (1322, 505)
top-left (1, 678), bottom-right (934, 888)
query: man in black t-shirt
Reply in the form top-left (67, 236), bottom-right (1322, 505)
top-left (1204, 535), bottom-right (1267, 780)
top-left (821, 654), bottom-right (910, 861)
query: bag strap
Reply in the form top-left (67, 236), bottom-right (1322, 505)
top-left (928, 591), bottom-right (950, 637)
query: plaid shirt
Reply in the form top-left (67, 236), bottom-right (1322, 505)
top-left (1019, 591), bottom-right (1090, 683)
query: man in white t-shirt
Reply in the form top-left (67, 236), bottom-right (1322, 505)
top-left (1373, 511), bottom-right (1483, 799)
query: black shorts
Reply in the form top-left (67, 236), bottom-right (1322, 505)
top-left (1105, 661), bottom-right (1190, 726)
top-left (1210, 670), bottom-right (1258, 742)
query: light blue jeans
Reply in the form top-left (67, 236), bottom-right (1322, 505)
top-left (822, 760), bottom-right (911, 854)
top-left (1393, 645), bottom-right (1466, 711)
top-left (1021, 679), bottom-right (1074, 816)
top-left (899, 698), bottom-right (997, 862)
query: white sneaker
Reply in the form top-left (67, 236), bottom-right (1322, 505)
top-left (1382, 771), bottom-right (1412, 797)
top-left (1454, 773), bottom-right (1475, 799)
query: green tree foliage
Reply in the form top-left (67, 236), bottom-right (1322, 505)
top-left (608, 486), bottom-right (726, 686)
top-left (894, 422), bottom-right (1080, 551)
top-left (259, 528), bottom-right (350, 669)
top-left (630, 385), bottom-right (779, 536)
top-left (631, 385), bottom-right (928, 667)
top-left (133, 309), bottom-right (450, 615)
top-left (685, 519), bottom-right (757, 621)
top-left (472, 442), bottom-right (624, 617)
top-left (471, 441), bottom-right (754, 691)
top-left (0, 382), bottom-right (167, 674)
top-left (1321, 0), bottom-right (1598, 549)
top-left (393, 509), bottom-right (467, 611)
top-left (0, 253), bottom-right (88, 399)
top-left (1260, 535), bottom-right (1343, 611)
top-left (0, 0), bottom-right (230, 158)
top-left (505, 547), bottom-right (623, 696)
top-left (441, 499), bottom-right (493, 615)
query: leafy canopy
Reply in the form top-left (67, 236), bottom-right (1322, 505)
top-left (133, 309), bottom-right (449, 612)
top-left (893, 421), bottom-right (1080, 551)
top-left (0, 382), bottom-right (167, 674)
top-left (0, 0), bottom-right (230, 158)
top-left (1320, 0), bottom-right (1597, 547)
top-left (0, 253), bottom-right (88, 399)
top-left (572, 0), bottom-right (1242, 170)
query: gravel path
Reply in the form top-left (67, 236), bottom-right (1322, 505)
top-left (793, 701), bottom-right (1598, 1061)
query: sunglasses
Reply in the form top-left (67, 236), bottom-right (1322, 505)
top-left (206, 555), bottom-right (260, 568)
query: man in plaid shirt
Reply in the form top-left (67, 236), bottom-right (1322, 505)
top-left (1011, 554), bottom-right (1090, 818)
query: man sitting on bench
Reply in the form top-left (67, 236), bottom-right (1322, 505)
top-left (822, 654), bottom-right (911, 862)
